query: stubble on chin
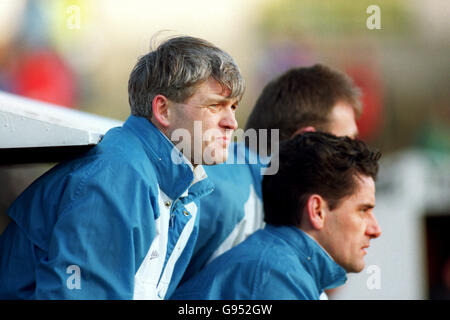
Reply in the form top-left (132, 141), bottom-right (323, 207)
top-left (202, 140), bottom-right (229, 165)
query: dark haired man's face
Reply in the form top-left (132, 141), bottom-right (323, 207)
top-left (321, 175), bottom-right (381, 273)
top-left (326, 102), bottom-right (358, 139)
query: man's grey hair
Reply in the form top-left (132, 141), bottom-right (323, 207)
top-left (128, 36), bottom-right (245, 118)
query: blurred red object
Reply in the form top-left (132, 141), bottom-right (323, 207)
top-left (13, 49), bottom-right (76, 108)
top-left (346, 64), bottom-right (383, 141)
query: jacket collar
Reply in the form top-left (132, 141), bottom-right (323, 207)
top-left (265, 224), bottom-right (347, 291)
top-left (122, 115), bottom-right (213, 200)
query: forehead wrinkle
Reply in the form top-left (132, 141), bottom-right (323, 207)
top-left (218, 81), bottom-right (244, 102)
top-left (203, 94), bottom-right (238, 105)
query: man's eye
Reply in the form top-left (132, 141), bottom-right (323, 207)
top-left (208, 104), bottom-right (220, 110)
top-left (231, 105), bottom-right (238, 112)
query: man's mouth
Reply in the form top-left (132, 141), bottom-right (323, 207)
top-left (361, 245), bottom-right (370, 255)
top-left (216, 136), bottom-right (230, 146)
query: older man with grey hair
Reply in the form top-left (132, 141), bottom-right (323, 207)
top-left (0, 36), bottom-right (244, 300)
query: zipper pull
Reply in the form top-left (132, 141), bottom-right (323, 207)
top-left (170, 213), bottom-right (175, 228)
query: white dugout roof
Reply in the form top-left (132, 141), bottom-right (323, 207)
top-left (0, 91), bottom-right (123, 164)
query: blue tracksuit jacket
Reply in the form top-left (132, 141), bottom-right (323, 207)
top-left (0, 115), bottom-right (213, 299)
top-left (178, 143), bottom-right (267, 283)
top-left (172, 224), bottom-right (347, 300)
top-left (178, 142), bottom-right (266, 286)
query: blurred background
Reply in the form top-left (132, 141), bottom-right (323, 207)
top-left (0, 0), bottom-right (449, 299)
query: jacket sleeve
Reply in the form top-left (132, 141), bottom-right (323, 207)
top-left (34, 162), bottom-right (156, 299)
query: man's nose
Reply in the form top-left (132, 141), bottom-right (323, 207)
top-left (220, 107), bottom-right (238, 130)
top-left (367, 214), bottom-right (382, 239)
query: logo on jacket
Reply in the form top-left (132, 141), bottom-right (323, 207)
top-left (150, 250), bottom-right (159, 260)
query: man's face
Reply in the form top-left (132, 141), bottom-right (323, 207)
top-left (166, 78), bottom-right (238, 165)
top-left (320, 175), bottom-right (381, 273)
top-left (326, 102), bottom-right (359, 139)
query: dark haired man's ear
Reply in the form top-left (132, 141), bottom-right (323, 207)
top-left (151, 94), bottom-right (171, 128)
top-left (290, 126), bottom-right (316, 139)
top-left (305, 194), bottom-right (326, 230)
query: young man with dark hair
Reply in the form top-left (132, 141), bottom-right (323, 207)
top-left (172, 132), bottom-right (382, 299)
top-left (0, 36), bottom-right (244, 299)
top-left (179, 64), bottom-right (362, 287)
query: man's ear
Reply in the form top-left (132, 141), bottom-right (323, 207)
top-left (290, 126), bottom-right (316, 139)
top-left (305, 194), bottom-right (327, 230)
top-left (151, 94), bottom-right (171, 128)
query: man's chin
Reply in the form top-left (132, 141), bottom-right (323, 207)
top-left (200, 144), bottom-right (229, 165)
top-left (345, 262), bottom-right (365, 274)
top-left (203, 155), bottom-right (228, 165)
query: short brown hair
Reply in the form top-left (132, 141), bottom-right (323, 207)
top-left (245, 64), bottom-right (361, 152)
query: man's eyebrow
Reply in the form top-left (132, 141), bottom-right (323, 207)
top-left (203, 96), bottom-right (239, 105)
top-left (358, 203), bottom-right (375, 210)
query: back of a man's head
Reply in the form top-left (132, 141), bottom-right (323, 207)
top-left (245, 64), bottom-right (361, 152)
top-left (128, 35), bottom-right (245, 118)
top-left (262, 132), bottom-right (381, 226)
